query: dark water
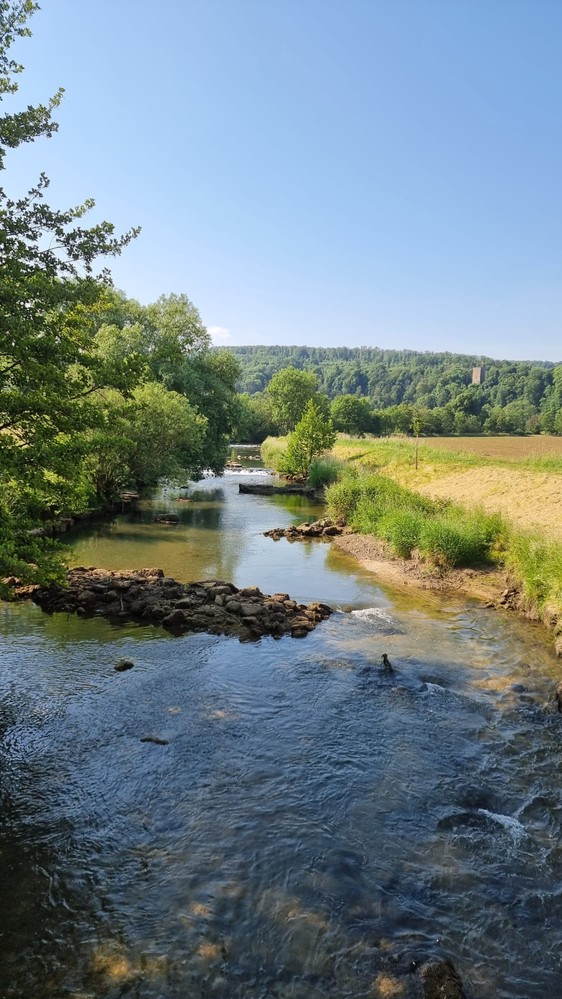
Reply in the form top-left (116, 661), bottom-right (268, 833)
top-left (1, 451), bottom-right (562, 998)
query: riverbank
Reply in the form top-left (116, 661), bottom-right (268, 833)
top-left (334, 532), bottom-right (562, 655)
top-left (334, 533), bottom-right (510, 602)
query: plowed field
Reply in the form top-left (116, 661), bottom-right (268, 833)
top-left (422, 435), bottom-right (562, 460)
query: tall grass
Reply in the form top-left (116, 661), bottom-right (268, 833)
top-left (377, 510), bottom-right (425, 558)
top-left (330, 443), bottom-right (562, 642)
top-left (326, 470), bottom-right (505, 568)
top-left (261, 436), bottom-right (290, 472)
top-left (306, 456), bottom-right (346, 489)
top-left (506, 532), bottom-right (562, 612)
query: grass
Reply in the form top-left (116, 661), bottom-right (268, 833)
top-left (306, 456), bottom-right (346, 489)
top-left (333, 435), bottom-right (562, 476)
top-left (505, 532), bottom-right (562, 616)
top-left (329, 445), bottom-right (562, 641)
top-left (325, 470), bottom-right (503, 568)
top-left (262, 433), bottom-right (562, 641)
top-left (261, 436), bottom-right (290, 472)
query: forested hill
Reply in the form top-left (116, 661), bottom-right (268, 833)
top-left (226, 344), bottom-right (560, 414)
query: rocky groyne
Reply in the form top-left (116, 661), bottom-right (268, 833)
top-left (27, 567), bottom-right (332, 640)
top-left (264, 517), bottom-right (349, 541)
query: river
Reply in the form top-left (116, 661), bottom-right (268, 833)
top-left (1, 450), bottom-right (561, 998)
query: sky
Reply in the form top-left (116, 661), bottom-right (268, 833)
top-left (7, 0), bottom-right (562, 361)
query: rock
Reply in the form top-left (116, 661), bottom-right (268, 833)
top-left (240, 602), bottom-right (266, 617)
top-left (264, 601), bottom-right (286, 615)
top-left (239, 586), bottom-right (262, 598)
top-left (114, 658), bottom-right (135, 672)
top-left (140, 736), bottom-right (169, 745)
top-left (225, 599), bottom-right (241, 614)
top-left (162, 608), bottom-right (188, 629)
top-left (553, 680), bottom-right (562, 711)
top-left (77, 589), bottom-right (97, 607)
top-left (264, 518), bottom-right (346, 541)
top-left (28, 568), bottom-right (331, 642)
top-left (418, 959), bottom-right (465, 999)
top-left (291, 626), bottom-right (309, 638)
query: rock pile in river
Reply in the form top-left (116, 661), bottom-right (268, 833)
top-left (264, 517), bottom-right (348, 541)
top-left (29, 567), bottom-right (332, 640)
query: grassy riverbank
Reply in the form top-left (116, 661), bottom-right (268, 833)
top-left (261, 435), bottom-right (562, 653)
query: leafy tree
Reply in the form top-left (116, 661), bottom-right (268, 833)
top-left (84, 384), bottom-right (208, 502)
top-left (93, 290), bottom-right (239, 470)
top-left (330, 394), bottom-right (374, 436)
top-left (231, 392), bottom-right (276, 443)
top-left (0, 1), bottom-right (138, 583)
top-left (266, 367), bottom-right (321, 432)
top-left (285, 400), bottom-right (336, 476)
top-left (177, 349), bottom-right (240, 472)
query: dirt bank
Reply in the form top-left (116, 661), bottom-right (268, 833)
top-left (334, 533), bottom-right (562, 655)
top-left (334, 534), bottom-right (513, 603)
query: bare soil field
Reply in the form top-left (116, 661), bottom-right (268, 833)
top-left (422, 435), bottom-right (562, 460)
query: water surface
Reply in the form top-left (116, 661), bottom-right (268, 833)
top-left (1, 458), bottom-right (561, 998)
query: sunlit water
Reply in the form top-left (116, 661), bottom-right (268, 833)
top-left (1, 449), bottom-right (562, 998)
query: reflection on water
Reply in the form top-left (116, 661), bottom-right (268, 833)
top-left (1, 463), bottom-right (562, 998)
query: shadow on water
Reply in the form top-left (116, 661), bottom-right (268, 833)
top-left (1, 470), bottom-right (562, 997)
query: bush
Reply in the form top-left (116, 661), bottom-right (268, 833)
top-left (327, 471), bottom-right (432, 526)
top-left (307, 457), bottom-right (345, 489)
top-left (378, 509), bottom-right (425, 558)
top-left (506, 532), bottom-right (562, 608)
top-left (418, 515), bottom-right (493, 568)
top-left (325, 474), bottom-right (363, 520)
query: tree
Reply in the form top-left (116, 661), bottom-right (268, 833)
top-left (84, 384), bottom-right (208, 502)
top-left (285, 401), bottom-right (336, 476)
top-left (231, 392), bottom-right (276, 443)
top-left (0, 1), bottom-right (139, 583)
top-left (266, 367), bottom-right (320, 432)
top-left (330, 394), bottom-right (374, 436)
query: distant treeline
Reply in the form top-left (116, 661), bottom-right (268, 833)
top-left (226, 345), bottom-right (562, 435)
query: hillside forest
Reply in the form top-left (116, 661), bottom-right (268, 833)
top-left (229, 345), bottom-right (562, 441)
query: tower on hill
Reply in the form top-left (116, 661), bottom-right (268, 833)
top-left (472, 366), bottom-right (485, 385)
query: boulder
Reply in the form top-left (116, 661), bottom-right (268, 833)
top-left (114, 658), bottom-right (134, 672)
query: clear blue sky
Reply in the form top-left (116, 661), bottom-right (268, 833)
top-left (8, 0), bottom-right (562, 360)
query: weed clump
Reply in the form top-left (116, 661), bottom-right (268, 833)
top-left (307, 457), bottom-right (346, 490)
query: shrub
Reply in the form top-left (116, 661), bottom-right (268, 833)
top-left (506, 532), bottom-right (562, 608)
top-left (307, 457), bottom-right (345, 489)
top-left (377, 509), bottom-right (425, 558)
top-left (325, 475), bottom-right (363, 520)
top-left (418, 515), bottom-right (492, 568)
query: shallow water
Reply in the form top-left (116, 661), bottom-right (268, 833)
top-left (1, 454), bottom-right (562, 998)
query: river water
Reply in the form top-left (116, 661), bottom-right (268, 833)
top-left (1, 450), bottom-right (562, 998)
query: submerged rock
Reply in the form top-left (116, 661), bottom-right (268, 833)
top-left (28, 568), bottom-right (332, 642)
top-left (418, 959), bottom-right (466, 999)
